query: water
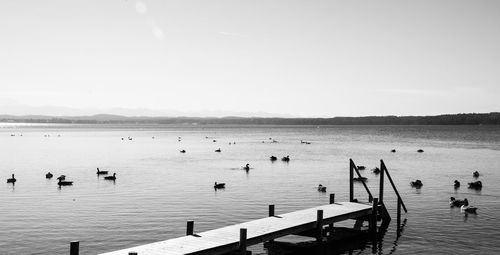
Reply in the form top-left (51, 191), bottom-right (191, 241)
top-left (1, 124), bottom-right (500, 254)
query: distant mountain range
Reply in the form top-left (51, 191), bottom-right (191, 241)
top-left (1, 112), bottom-right (499, 125)
top-left (0, 104), bottom-right (296, 118)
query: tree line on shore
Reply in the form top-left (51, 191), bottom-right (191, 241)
top-left (1, 112), bottom-right (499, 125)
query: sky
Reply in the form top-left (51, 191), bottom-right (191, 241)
top-left (1, 0), bottom-right (499, 117)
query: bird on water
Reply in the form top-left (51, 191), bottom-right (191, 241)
top-left (410, 179), bottom-right (423, 188)
top-left (318, 184), bottom-right (327, 192)
top-left (104, 173), bottom-right (117, 180)
top-left (460, 198), bottom-right (478, 214)
top-left (7, 174), bottom-right (16, 184)
top-left (96, 168), bottom-right (108, 175)
top-left (243, 164), bottom-right (250, 171)
top-left (214, 182), bottom-right (225, 189)
top-left (57, 176), bottom-right (73, 186)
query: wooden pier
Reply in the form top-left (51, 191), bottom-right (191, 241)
top-left (100, 202), bottom-right (374, 255)
top-left (85, 159), bottom-right (406, 255)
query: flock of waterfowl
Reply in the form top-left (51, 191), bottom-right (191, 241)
top-left (108, 134), bottom-right (301, 190)
top-left (7, 135), bottom-right (483, 215)
top-left (353, 148), bottom-right (484, 214)
top-left (449, 197), bottom-right (477, 213)
top-left (213, 155), bottom-right (292, 189)
top-left (6, 167), bottom-right (117, 188)
top-left (270, 155), bottom-right (290, 162)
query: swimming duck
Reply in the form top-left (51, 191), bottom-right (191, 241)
top-left (57, 176), bottom-right (73, 186)
top-left (372, 167), bottom-right (381, 174)
top-left (104, 173), bottom-right (116, 180)
top-left (468, 181), bottom-right (482, 190)
top-left (214, 182), bottom-right (225, 189)
top-left (318, 184), bottom-right (327, 192)
top-left (281, 156), bottom-right (290, 162)
top-left (417, 149), bottom-right (424, 153)
top-left (473, 171), bottom-right (480, 178)
top-left (460, 199), bottom-right (478, 214)
top-left (449, 197), bottom-right (465, 207)
top-left (46, 172), bottom-right (53, 179)
top-left (7, 174), bottom-right (16, 183)
top-left (215, 148), bottom-right (221, 152)
top-left (454, 180), bottom-right (460, 188)
top-left (180, 149), bottom-right (186, 153)
top-left (357, 165), bottom-right (366, 170)
top-left (270, 156), bottom-right (277, 161)
top-left (96, 168), bottom-right (108, 175)
top-left (353, 177), bottom-right (368, 182)
top-left (243, 164), bottom-right (250, 171)
top-left (410, 179), bottom-right (423, 188)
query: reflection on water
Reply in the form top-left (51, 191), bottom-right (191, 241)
top-left (1, 125), bottom-right (500, 254)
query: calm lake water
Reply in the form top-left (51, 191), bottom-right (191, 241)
top-left (1, 124), bottom-right (500, 254)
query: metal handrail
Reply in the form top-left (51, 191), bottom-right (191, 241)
top-left (349, 159), bottom-right (373, 202)
top-left (380, 160), bottom-right (408, 213)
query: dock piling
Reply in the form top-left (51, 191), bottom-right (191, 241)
top-left (379, 161), bottom-right (384, 204)
top-left (268, 204), bottom-right (276, 242)
top-left (328, 194), bottom-right (335, 237)
top-left (349, 159), bottom-right (354, 202)
top-left (370, 198), bottom-right (378, 236)
top-left (186, 220), bottom-right (194, 236)
top-left (329, 194), bottom-right (335, 204)
top-left (268, 205), bottom-right (275, 217)
top-left (316, 210), bottom-right (324, 242)
top-left (239, 228), bottom-right (247, 255)
top-left (397, 197), bottom-right (401, 236)
top-left (70, 241), bottom-right (79, 255)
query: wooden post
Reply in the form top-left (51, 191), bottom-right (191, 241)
top-left (349, 159), bottom-right (354, 202)
top-left (397, 197), bottom-right (401, 236)
top-left (370, 198), bottom-right (378, 236)
top-left (70, 241), bottom-right (79, 255)
top-left (186, 221), bottom-right (194, 236)
top-left (328, 194), bottom-right (335, 237)
top-left (316, 210), bottom-right (324, 242)
top-left (269, 204), bottom-right (275, 217)
top-left (268, 204), bottom-right (276, 242)
top-left (379, 160), bottom-right (384, 204)
top-left (239, 228), bottom-right (247, 255)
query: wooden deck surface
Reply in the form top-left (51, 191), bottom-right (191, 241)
top-left (100, 202), bottom-right (372, 255)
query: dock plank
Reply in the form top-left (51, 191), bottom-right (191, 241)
top-left (100, 202), bottom-right (372, 255)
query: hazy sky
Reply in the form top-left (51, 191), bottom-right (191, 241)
top-left (1, 0), bottom-right (499, 117)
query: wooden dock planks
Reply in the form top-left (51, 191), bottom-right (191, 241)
top-left (99, 202), bottom-right (372, 255)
